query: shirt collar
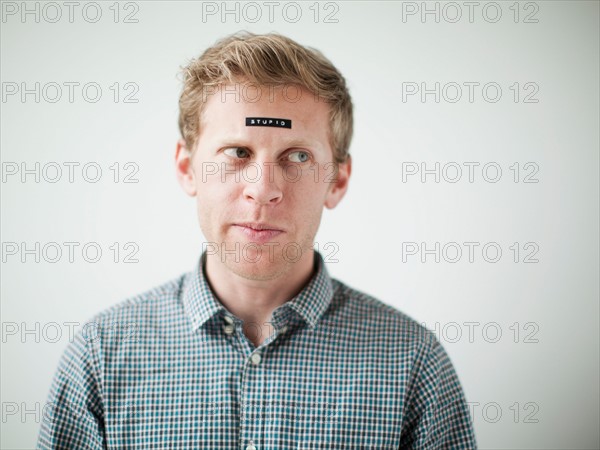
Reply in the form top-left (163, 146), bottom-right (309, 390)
top-left (181, 250), bottom-right (335, 331)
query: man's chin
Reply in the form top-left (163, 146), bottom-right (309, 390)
top-left (223, 257), bottom-right (290, 281)
top-left (209, 237), bottom-right (311, 280)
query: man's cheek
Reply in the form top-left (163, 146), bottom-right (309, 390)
top-left (197, 178), bottom-right (229, 198)
top-left (289, 181), bottom-right (324, 205)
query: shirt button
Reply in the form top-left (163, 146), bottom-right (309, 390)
top-left (246, 440), bottom-right (256, 450)
top-left (250, 352), bottom-right (262, 365)
top-left (223, 324), bottom-right (234, 335)
top-left (223, 315), bottom-right (234, 325)
top-left (280, 325), bottom-right (289, 334)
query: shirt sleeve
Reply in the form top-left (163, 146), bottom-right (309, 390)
top-left (400, 335), bottom-right (477, 449)
top-left (37, 326), bottom-right (106, 449)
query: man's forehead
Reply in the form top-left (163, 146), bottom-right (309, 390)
top-left (203, 119), bottom-right (322, 150)
top-left (199, 83), bottom-right (330, 142)
top-left (201, 81), bottom-right (318, 103)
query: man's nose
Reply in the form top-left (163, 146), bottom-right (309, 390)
top-left (242, 162), bottom-right (283, 205)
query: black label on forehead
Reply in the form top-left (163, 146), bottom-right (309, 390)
top-left (246, 117), bottom-right (292, 129)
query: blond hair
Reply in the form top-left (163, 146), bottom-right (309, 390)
top-left (178, 31), bottom-right (353, 164)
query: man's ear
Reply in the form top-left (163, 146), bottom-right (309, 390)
top-left (324, 156), bottom-right (352, 209)
top-left (175, 139), bottom-right (197, 196)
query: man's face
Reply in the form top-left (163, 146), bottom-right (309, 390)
top-left (176, 83), bottom-right (351, 281)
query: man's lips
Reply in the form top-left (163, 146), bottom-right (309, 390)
top-left (232, 223), bottom-right (285, 243)
top-left (233, 222), bottom-right (284, 232)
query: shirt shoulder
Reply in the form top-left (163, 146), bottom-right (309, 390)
top-left (89, 272), bottom-right (188, 325)
top-left (59, 273), bottom-right (193, 373)
top-left (327, 277), bottom-right (437, 349)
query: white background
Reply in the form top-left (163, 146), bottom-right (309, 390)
top-left (1, 1), bottom-right (599, 448)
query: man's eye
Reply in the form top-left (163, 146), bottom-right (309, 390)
top-left (223, 147), bottom-right (250, 159)
top-left (288, 151), bottom-right (310, 163)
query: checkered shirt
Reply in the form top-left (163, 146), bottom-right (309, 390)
top-left (38, 250), bottom-right (477, 449)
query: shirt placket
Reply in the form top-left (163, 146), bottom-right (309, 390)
top-left (239, 344), bottom-right (265, 450)
top-left (221, 311), bottom-right (292, 450)
top-left (220, 313), bottom-right (267, 450)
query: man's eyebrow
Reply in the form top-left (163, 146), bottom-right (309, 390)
top-left (217, 138), bottom-right (318, 149)
top-left (283, 138), bottom-right (317, 148)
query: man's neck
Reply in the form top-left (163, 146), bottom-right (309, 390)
top-left (204, 250), bottom-right (316, 346)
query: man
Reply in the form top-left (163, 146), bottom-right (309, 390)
top-left (38, 32), bottom-right (477, 449)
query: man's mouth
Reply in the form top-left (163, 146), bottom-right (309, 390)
top-left (232, 222), bottom-right (285, 243)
